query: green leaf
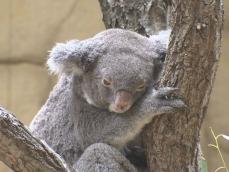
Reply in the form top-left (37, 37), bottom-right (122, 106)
top-left (201, 159), bottom-right (208, 172)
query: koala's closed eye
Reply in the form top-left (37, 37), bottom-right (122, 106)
top-left (136, 83), bottom-right (146, 92)
top-left (102, 78), bottom-right (112, 87)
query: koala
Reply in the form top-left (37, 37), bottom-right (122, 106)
top-left (29, 29), bottom-right (185, 172)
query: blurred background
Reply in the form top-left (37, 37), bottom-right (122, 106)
top-left (0, 0), bottom-right (228, 171)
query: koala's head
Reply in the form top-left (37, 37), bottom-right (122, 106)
top-left (48, 29), bottom-right (170, 113)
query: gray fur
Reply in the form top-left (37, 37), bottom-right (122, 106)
top-left (30, 29), bottom-right (184, 172)
top-left (75, 143), bottom-right (137, 172)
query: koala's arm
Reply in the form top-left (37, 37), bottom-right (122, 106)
top-left (126, 87), bottom-right (185, 139)
top-left (132, 87), bottom-right (185, 118)
top-left (79, 87), bottom-right (185, 149)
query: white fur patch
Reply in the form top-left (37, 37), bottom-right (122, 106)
top-left (47, 57), bottom-right (63, 75)
top-left (149, 29), bottom-right (171, 48)
top-left (83, 90), bottom-right (95, 105)
top-left (47, 55), bottom-right (83, 75)
top-left (47, 40), bottom-right (84, 75)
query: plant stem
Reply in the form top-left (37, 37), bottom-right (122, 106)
top-left (210, 128), bottom-right (229, 172)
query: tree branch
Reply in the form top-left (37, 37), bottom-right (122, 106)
top-left (144, 0), bottom-right (224, 171)
top-left (0, 107), bottom-right (71, 172)
top-left (99, 0), bottom-right (224, 171)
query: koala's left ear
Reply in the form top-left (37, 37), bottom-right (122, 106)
top-left (47, 38), bottom-right (105, 75)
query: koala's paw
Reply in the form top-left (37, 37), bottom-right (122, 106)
top-left (153, 87), bottom-right (187, 114)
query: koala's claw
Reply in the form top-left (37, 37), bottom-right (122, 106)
top-left (152, 87), bottom-right (187, 113)
top-left (153, 87), bottom-right (179, 98)
top-left (159, 99), bottom-right (186, 115)
top-left (170, 99), bottom-right (186, 109)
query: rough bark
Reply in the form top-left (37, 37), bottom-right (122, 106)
top-left (98, 0), bottom-right (170, 36)
top-left (99, 0), bottom-right (224, 172)
top-left (0, 107), bottom-right (70, 172)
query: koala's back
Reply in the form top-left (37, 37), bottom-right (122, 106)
top-left (30, 75), bottom-right (82, 166)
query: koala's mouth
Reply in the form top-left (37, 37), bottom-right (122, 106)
top-left (109, 90), bottom-right (133, 113)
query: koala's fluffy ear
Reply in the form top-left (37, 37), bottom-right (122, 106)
top-left (47, 38), bottom-right (105, 75)
top-left (149, 29), bottom-right (171, 63)
top-left (149, 29), bottom-right (171, 81)
top-left (149, 29), bottom-right (171, 49)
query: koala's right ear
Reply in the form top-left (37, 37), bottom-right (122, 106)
top-left (148, 29), bottom-right (171, 81)
top-left (47, 38), bottom-right (105, 75)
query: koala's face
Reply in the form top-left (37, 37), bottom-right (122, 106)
top-left (81, 55), bottom-right (153, 113)
top-left (48, 28), bottom-right (168, 113)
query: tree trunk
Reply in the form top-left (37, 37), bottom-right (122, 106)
top-left (98, 0), bottom-right (170, 36)
top-left (0, 107), bottom-right (70, 172)
top-left (99, 0), bottom-right (224, 172)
